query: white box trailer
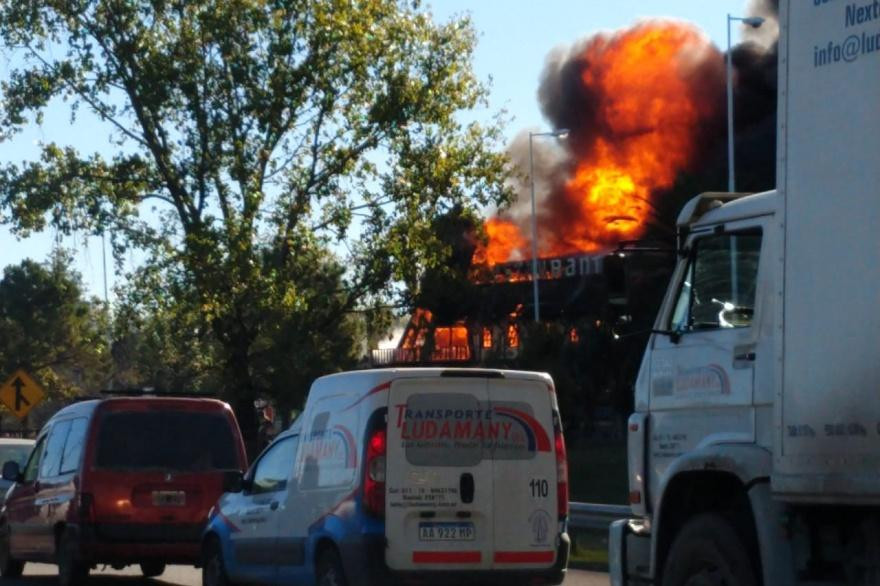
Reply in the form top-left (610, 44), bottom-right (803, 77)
top-left (609, 1), bottom-right (880, 585)
top-left (775, 0), bottom-right (880, 499)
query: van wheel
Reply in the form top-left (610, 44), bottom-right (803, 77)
top-left (0, 526), bottom-right (24, 578)
top-left (662, 513), bottom-right (757, 586)
top-left (202, 540), bottom-right (230, 586)
top-left (140, 562), bottom-right (166, 578)
top-left (316, 549), bottom-right (347, 586)
top-left (57, 529), bottom-right (89, 586)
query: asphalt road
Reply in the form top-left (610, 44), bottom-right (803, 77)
top-left (11, 563), bottom-right (610, 586)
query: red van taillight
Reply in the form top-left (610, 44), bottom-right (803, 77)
top-left (364, 428), bottom-right (386, 517)
top-left (78, 493), bottom-right (95, 523)
top-left (554, 418), bottom-right (568, 520)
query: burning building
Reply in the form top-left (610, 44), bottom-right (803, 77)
top-left (371, 15), bottom-right (778, 421)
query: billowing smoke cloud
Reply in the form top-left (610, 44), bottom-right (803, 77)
top-left (744, 0), bottom-right (780, 49)
top-left (475, 5), bottom-right (779, 266)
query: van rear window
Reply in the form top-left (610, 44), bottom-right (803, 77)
top-left (95, 411), bottom-right (238, 471)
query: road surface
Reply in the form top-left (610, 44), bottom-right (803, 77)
top-left (11, 563), bottom-right (609, 586)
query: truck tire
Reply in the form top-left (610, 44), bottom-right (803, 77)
top-left (0, 525), bottom-right (23, 578)
top-left (56, 529), bottom-right (89, 586)
top-left (662, 513), bottom-right (758, 586)
top-left (316, 549), bottom-right (347, 586)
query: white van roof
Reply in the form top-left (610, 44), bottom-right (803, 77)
top-left (311, 368), bottom-right (553, 398)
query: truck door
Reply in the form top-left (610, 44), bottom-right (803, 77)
top-left (647, 220), bottom-right (766, 487)
top-left (386, 377), bottom-right (493, 570)
top-left (488, 377), bottom-right (558, 569)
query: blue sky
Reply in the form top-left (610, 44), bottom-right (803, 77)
top-left (0, 0), bottom-right (754, 299)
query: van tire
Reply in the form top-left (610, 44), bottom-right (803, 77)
top-left (57, 529), bottom-right (89, 586)
top-left (202, 539), bottom-right (230, 586)
top-left (661, 513), bottom-right (758, 586)
top-left (316, 549), bottom-right (347, 586)
top-left (0, 526), bottom-right (23, 579)
top-left (140, 562), bottom-right (166, 578)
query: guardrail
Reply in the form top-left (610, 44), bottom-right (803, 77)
top-left (568, 502), bottom-right (631, 530)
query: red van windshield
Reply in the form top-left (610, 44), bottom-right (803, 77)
top-left (95, 410), bottom-right (239, 471)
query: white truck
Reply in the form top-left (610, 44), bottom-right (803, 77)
top-left (610, 1), bottom-right (880, 584)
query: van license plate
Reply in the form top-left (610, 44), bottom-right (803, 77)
top-left (418, 522), bottom-right (475, 541)
top-left (152, 491), bottom-right (186, 506)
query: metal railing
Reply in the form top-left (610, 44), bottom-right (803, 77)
top-left (568, 502), bottom-right (631, 530)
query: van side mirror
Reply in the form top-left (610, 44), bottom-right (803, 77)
top-left (2, 461), bottom-right (21, 483)
top-left (222, 470), bottom-right (245, 493)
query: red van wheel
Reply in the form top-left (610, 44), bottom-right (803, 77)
top-left (56, 530), bottom-right (89, 586)
top-left (0, 526), bottom-right (24, 578)
top-left (140, 562), bottom-right (165, 578)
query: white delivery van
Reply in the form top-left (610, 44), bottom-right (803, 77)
top-left (203, 368), bottom-right (570, 586)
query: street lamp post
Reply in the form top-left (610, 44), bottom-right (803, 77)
top-left (727, 14), bottom-right (765, 192)
top-left (528, 129), bottom-right (569, 323)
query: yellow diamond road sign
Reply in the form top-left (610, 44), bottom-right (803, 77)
top-left (0, 369), bottom-right (45, 420)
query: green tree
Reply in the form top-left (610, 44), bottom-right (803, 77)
top-left (0, 254), bottom-right (110, 398)
top-left (110, 261), bottom-right (221, 393)
top-left (0, 0), bottom-right (512, 451)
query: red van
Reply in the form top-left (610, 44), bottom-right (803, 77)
top-left (0, 396), bottom-right (247, 586)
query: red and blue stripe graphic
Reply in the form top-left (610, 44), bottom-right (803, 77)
top-left (492, 406), bottom-right (552, 452)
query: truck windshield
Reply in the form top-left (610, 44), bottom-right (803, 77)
top-left (670, 230), bottom-right (762, 331)
top-left (95, 410), bottom-right (239, 471)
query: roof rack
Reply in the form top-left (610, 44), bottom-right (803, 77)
top-left (99, 388), bottom-right (217, 398)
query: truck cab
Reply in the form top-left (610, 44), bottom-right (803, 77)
top-left (611, 191), bottom-right (789, 586)
top-left (612, 0), bottom-right (880, 583)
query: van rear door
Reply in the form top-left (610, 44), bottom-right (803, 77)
top-left (385, 377), bottom-right (494, 570)
top-left (488, 376), bottom-right (558, 569)
top-left (89, 403), bottom-right (244, 544)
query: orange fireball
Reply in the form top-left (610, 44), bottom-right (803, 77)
top-left (474, 21), bottom-right (723, 266)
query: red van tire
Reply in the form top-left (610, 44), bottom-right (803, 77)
top-left (0, 527), bottom-right (23, 578)
top-left (56, 530), bottom-right (89, 586)
top-left (202, 540), bottom-right (230, 586)
top-left (140, 562), bottom-right (165, 578)
top-left (316, 549), bottom-right (347, 586)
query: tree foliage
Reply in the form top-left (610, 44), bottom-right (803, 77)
top-left (0, 254), bottom-right (110, 398)
top-left (0, 0), bottom-right (513, 450)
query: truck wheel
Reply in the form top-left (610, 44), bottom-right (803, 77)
top-left (202, 540), bottom-right (231, 586)
top-left (316, 549), bottom-right (347, 586)
top-left (140, 562), bottom-right (166, 578)
top-left (0, 526), bottom-right (24, 578)
top-left (56, 529), bottom-right (89, 586)
top-left (662, 513), bottom-right (757, 586)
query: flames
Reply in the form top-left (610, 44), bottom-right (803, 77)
top-left (401, 309), bottom-right (470, 361)
top-left (474, 21), bottom-right (723, 266)
top-left (470, 218), bottom-right (528, 266)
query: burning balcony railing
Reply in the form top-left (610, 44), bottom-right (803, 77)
top-left (371, 346), bottom-right (472, 367)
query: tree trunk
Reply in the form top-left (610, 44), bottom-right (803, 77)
top-left (222, 337), bottom-right (260, 463)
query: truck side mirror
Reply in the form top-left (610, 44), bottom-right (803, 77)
top-left (2, 461), bottom-right (21, 483)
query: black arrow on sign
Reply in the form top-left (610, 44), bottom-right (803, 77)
top-left (11, 378), bottom-right (30, 412)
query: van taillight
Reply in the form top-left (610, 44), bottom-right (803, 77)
top-left (78, 493), bottom-right (95, 523)
top-left (554, 418), bottom-right (568, 520)
top-left (364, 428), bottom-right (386, 518)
